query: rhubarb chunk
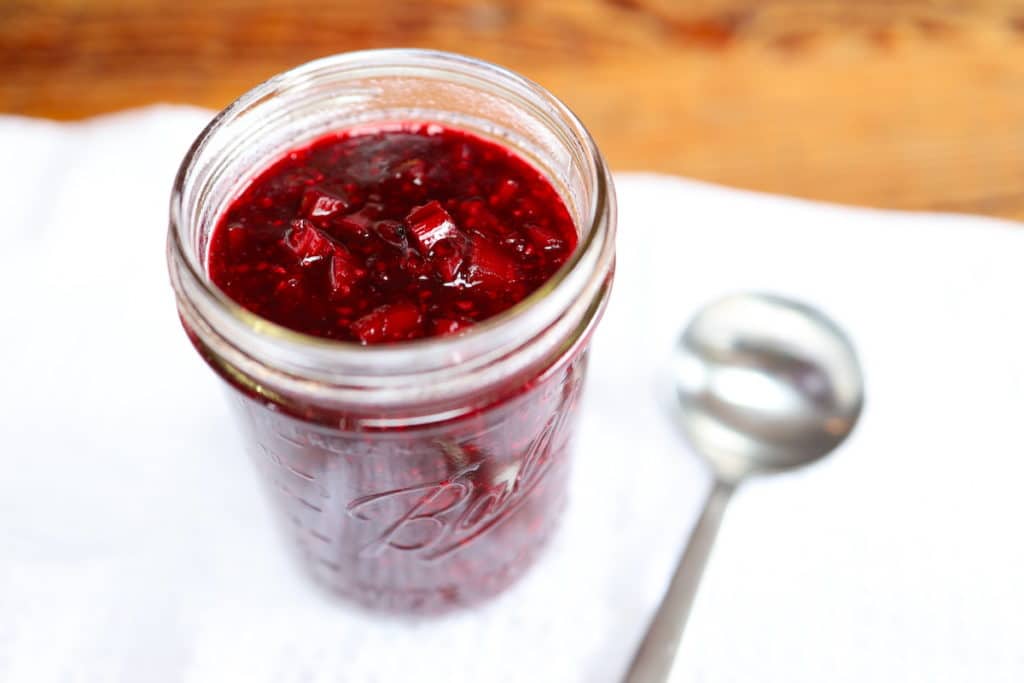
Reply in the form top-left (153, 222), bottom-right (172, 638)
top-left (283, 220), bottom-right (335, 266)
top-left (522, 223), bottom-right (567, 253)
top-left (431, 237), bottom-right (467, 284)
top-left (406, 201), bottom-right (460, 253)
top-left (465, 239), bottom-right (520, 288)
top-left (299, 184), bottom-right (353, 220)
top-left (351, 302), bottom-right (424, 344)
top-left (327, 245), bottom-right (366, 299)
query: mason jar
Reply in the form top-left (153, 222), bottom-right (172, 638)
top-left (167, 49), bottom-right (616, 614)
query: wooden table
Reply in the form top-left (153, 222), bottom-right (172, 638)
top-left (4, 0), bottom-right (1024, 219)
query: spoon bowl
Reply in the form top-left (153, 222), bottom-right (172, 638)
top-left (672, 293), bottom-right (863, 480)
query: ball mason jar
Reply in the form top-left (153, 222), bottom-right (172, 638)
top-left (167, 49), bottom-right (616, 614)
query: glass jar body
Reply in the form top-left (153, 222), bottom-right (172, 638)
top-left (222, 348), bottom-right (588, 612)
top-left (168, 49), bottom-right (615, 613)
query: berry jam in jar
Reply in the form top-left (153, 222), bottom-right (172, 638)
top-left (168, 50), bottom-right (616, 614)
top-left (207, 123), bottom-right (579, 343)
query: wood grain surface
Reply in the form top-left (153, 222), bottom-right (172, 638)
top-left (3, 0), bottom-right (1024, 219)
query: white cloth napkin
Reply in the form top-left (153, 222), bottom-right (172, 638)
top-left (2, 107), bottom-right (1023, 683)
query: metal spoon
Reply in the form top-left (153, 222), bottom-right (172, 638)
top-left (624, 293), bottom-right (864, 683)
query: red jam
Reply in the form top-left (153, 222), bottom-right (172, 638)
top-left (208, 123), bottom-right (578, 343)
top-left (203, 123), bottom-right (586, 613)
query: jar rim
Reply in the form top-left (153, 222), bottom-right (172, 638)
top-left (168, 48), bottom-right (615, 406)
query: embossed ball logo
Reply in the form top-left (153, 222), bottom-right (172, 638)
top-left (345, 418), bottom-right (559, 562)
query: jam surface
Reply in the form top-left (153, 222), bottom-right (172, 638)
top-left (208, 123), bottom-right (578, 343)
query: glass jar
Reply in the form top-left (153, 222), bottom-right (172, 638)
top-left (167, 49), bottom-right (616, 614)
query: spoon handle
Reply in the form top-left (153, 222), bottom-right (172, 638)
top-left (623, 479), bottom-right (735, 683)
